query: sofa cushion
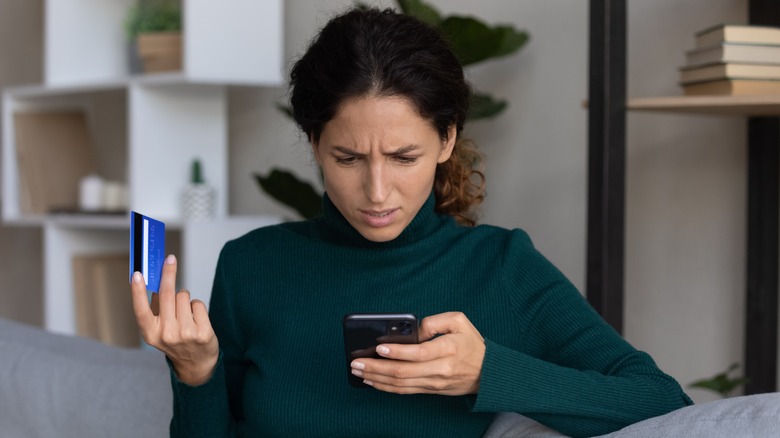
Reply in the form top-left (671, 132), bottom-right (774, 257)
top-left (483, 392), bottom-right (780, 437)
top-left (0, 317), bottom-right (171, 438)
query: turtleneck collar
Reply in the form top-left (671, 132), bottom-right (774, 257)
top-left (317, 191), bottom-right (447, 248)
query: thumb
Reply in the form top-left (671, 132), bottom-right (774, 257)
top-left (418, 312), bottom-right (471, 341)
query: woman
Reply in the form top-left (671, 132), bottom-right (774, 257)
top-left (130, 7), bottom-right (692, 437)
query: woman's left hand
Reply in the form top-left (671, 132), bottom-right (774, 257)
top-left (350, 311), bottom-right (485, 396)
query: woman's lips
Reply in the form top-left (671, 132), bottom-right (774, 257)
top-left (360, 208), bottom-right (398, 228)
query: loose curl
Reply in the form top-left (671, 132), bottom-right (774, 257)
top-left (435, 139), bottom-right (485, 226)
top-left (289, 7), bottom-right (485, 225)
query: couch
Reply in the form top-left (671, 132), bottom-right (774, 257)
top-left (1, 317), bottom-right (778, 437)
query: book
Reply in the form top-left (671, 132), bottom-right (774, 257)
top-left (696, 24), bottom-right (780, 47)
top-left (682, 79), bottom-right (780, 96)
top-left (14, 111), bottom-right (96, 215)
top-left (73, 254), bottom-right (140, 347)
top-left (679, 62), bottom-right (780, 84)
top-left (73, 256), bottom-right (100, 340)
top-left (685, 43), bottom-right (780, 67)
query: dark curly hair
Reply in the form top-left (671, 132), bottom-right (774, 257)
top-left (289, 7), bottom-right (485, 226)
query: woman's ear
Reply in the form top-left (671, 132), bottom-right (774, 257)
top-left (310, 134), bottom-right (322, 166)
top-left (438, 124), bottom-right (457, 164)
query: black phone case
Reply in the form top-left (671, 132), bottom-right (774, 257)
top-left (342, 313), bottom-right (419, 387)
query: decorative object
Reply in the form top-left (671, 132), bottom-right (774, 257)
top-left (181, 158), bottom-right (215, 221)
top-left (79, 174), bottom-right (104, 212)
top-left (136, 32), bottom-right (182, 73)
top-left (101, 181), bottom-right (128, 211)
top-left (125, 0), bottom-right (182, 73)
top-left (258, 0), bottom-right (529, 219)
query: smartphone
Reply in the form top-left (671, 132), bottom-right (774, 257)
top-left (342, 313), bottom-right (419, 388)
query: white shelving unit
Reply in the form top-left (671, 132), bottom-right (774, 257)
top-left (1, 0), bottom-right (285, 335)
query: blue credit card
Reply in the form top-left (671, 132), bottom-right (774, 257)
top-left (129, 211), bottom-right (165, 293)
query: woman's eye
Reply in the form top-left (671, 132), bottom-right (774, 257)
top-left (394, 156), bottom-right (418, 164)
top-left (335, 156), bottom-right (358, 165)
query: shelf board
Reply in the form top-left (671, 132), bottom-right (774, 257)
top-left (628, 95), bottom-right (780, 116)
top-left (4, 73), bottom-right (212, 98)
top-left (2, 213), bottom-right (183, 230)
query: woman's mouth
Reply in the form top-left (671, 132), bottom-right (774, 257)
top-left (360, 208), bottom-right (398, 227)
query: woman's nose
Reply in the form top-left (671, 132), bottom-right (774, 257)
top-left (364, 163), bottom-right (389, 204)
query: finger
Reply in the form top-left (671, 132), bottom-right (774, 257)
top-left (353, 357), bottom-right (433, 380)
top-left (191, 300), bottom-right (212, 330)
top-left (373, 338), bottom-right (452, 362)
top-left (363, 379), bottom-right (441, 395)
top-left (353, 358), bottom-right (450, 392)
top-left (158, 254), bottom-right (178, 321)
top-left (130, 272), bottom-right (154, 327)
top-left (176, 289), bottom-right (195, 323)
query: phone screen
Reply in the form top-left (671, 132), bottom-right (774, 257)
top-left (342, 313), bottom-right (418, 387)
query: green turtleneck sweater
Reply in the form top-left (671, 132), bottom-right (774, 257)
top-left (169, 193), bottom-right (691, 438)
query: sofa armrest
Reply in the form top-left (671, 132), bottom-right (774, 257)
top-left (483, 393), bottom-right (780, 437)
top-left (0, 317), bottom-right (171, 438)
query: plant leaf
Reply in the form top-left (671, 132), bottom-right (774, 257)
top-left (439, 16), bottom-right (501, 66)
top-left (468, 93), bottom-right (507, 121)
top-left (275, 103), bottom-right (293, 119)
top-left (254, 169), bottom-right (323, 219)
top-left (395, 0), bottom-right (442, 26)
top-left (491, 25), bottom-right (529, 59)
top-left (688, 363), bottom-right (749, 397)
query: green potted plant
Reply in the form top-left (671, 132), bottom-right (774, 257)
top-left (125, 0), bottom-right (183, 73)
top-left (256, 0), bottom-right (529, 219)
top-left (181, 158), bottom-right (216, 221)
top-left (689, 363), bottom-right (749, 398)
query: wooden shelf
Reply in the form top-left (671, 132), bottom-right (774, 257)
top-left (1, 0), bottom-right (285, 337)
top-left (628, 95), bottom-right (780, 116)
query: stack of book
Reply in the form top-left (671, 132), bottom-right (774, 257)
top-left (680, 24), bottom-right (780, 96)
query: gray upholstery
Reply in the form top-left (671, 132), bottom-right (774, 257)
top-left (0, 317), bottom-right (171, 438)
top-left (484, 393), bottom-right (780, 437)
top-left (2, 317), bottom-right (779, 438)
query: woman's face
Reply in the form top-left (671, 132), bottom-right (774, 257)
top-left (313, 95), bottom-right (456, 242)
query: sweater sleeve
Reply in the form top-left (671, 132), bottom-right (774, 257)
top-left (472, 230), bottom-right (693, 438)
top-left (169, 245), bottom-right (245, 437)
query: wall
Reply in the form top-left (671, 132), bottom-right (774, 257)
top-left (0, 0), bottom-right (44, 325)
top-left (0, 0), bottom-right (757, 404)
top-left (625, 0), bottom-right (748, 403)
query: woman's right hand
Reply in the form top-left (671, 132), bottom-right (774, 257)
top-left (131, 254), bottom-right (219, 386)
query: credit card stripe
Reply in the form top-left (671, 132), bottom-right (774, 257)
top-left (133, 212), bottom-right (143, 275)
top-left (143, 218), bottom-right (149, 286)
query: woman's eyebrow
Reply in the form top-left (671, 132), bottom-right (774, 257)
top-left (386, 145), bottom-right (420, 155)
top-left (331, 145), bottom-right (420, 156)
top-left (332, 146), bottom-right (364, 156)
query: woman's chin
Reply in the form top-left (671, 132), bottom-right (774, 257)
top-left (354, 224), bottom-right (404, 243)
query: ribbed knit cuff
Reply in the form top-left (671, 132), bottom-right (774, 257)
top-left (473, 338), bottom-right (532, 413)
top-left (168, 352), bottom-right (233, 437)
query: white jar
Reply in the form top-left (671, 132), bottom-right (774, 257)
top-left (79, 174), bottom-right (104, 211)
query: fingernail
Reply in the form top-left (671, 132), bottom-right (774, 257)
top-left (363, 380), bottom-right (374, 386)
top-left (351, 369), bottom-right (363, 377)
top-left (132, 272), bottom-right (143, 284)
top-left (351, 361), bottom-right (365, 370)
top-left (165, 254), bottom-right (176, 265)
top-left (376, 345), bottom-right (390, 355)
